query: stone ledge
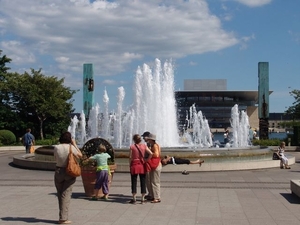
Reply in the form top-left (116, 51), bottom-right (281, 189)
top-left (291, 180), bottom-right (300, 198)
top-left (12, 154), bottom-right (296, 172)
top-left (116, 155), bottom-right (295, 172)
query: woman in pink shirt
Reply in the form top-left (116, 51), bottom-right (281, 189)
top-left (129, 134), bottom-right (152, 204)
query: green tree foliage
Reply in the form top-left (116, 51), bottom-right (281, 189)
top-left (0, 50), bottom-right (11, 76)
top-left (0, 51), bottom-right (15, 131)
top-left (285, 89), bottom-right (300, 121)
top-left (6, 69), bottom-right (77, 139)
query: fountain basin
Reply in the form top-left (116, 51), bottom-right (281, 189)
top-left (12, 145), bottom-right (295, 172)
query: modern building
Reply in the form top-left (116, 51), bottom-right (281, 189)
top-left (175, 79), bottom-right (272, 131)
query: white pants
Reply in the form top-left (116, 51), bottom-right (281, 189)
top-left (280, 156), bottom-right (288, 167)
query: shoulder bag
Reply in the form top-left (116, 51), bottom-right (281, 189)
top-left (272, 152), bottom-right (280, 160)
top-left (66, 145), bottom-right (81, 177)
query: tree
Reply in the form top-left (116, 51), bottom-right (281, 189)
top-left (0, 50), bottom-right (15, 131)
top-left (0, 50), bottom-right (11, 76)
top-left (7, 69), bottom-right (77, 139)
top-left (285, 89), bottom-right (300, 121)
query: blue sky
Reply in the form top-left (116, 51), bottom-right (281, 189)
top-left (0, 0), bottom-right (299, 113)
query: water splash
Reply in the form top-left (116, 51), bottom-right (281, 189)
top-left (230, 104), bottom-right (250, 147)
top-left (70, 59), bottom-right (250, 149)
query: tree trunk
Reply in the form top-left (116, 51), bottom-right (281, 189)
top-left (39, 119), bottom-right (44, 140)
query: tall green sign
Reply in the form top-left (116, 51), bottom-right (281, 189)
top-left (83, 63), bottom-right (94, 118)
top-left (258, 62), bottom-right (269, 140)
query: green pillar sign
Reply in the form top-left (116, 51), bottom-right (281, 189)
top-left (258, 62), bottom-right (269, 139)
top-left (83, 63), bottom-right (94, 118)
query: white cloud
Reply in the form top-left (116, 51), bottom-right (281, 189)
top-left (288, 30), bottom-right (300, 44)
top-left (55, 57), bottom-right (69, 63)
top-left (233, 0), bottom-right (272, 7)
top-left (0, 0), bottom-right (239, 78)
top-left (239, 34), bottom-right (255, 50)
top-left (0, 41), bottom-right (36, 64)
top-left (102, 79), bottom-right (119, 85)
top-left (189, 61), bottom-right (198, 66)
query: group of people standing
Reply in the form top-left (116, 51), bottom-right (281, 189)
top-left (129, 131), bottom-right (162, 204)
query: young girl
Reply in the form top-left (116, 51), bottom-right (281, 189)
top-left (88, 144), bottom-right (111, 200)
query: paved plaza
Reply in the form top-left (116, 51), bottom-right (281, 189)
top-left (0, 150), bottom-right (300, 225)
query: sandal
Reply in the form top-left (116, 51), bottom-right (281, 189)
top-left (90, 196), bottom-right (99, 201)
top-left (151, 199), bottom-right (161, 203)
top-left (100, 196), bottom-right (108, 201)
top-left (285, 166), bottom-right (291, 169)
top-left (58, 220), bottom-right (72, 224)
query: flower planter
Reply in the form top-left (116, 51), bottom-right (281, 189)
top-left (81, 164), bottom-right (117, 197)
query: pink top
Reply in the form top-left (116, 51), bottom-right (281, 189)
top-left (130, 143), bottom-right (147, 161)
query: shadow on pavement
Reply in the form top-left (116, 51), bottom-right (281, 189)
top-left (1, 217), bottom-right (56, 224)
top-left (281, 193), bottom-right (300, 204)
top-left (71, 192), bottom-right (132, 204)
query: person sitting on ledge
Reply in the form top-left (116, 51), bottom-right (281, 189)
top-left (161, 155), bottom-right (204, 166)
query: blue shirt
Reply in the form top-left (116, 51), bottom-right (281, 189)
top-left (23, 133), bottom-right (34, 146)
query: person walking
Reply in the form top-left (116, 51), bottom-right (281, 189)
top-left (129, 134), bottom-right (153, 204)
top-left (88, 144), bottom-right (111, 201)
top-left (54, 132), bottom-right (83, 224)
top-left (277, 141), bottom-right (291, 169)
top-left (22, 128), bottom-right (35, 153)
top-left (146, 133), bottom-right (162, 203)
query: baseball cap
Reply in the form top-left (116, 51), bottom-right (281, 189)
top-left (141, 131), bottom-right (150, 137)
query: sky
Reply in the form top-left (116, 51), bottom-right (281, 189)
top-left (0, 0), bottom-right (299, 114)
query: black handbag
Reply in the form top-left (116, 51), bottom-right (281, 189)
top-left (272, 152), bottom-right (280, 160)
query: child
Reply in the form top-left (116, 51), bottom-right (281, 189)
top-left (88, 144), bottom-right (111, 200)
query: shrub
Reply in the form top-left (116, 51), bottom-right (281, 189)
top-left (35, 138), bottom-right (59, 146)
top-left (252, 139), bottom-right (282, 147)
top-left (0, 130), bottom-right (17, 145)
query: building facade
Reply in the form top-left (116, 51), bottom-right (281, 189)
top-left (175, 79), bottom-right (264, 131)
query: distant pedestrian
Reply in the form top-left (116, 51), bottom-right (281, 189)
top-left (224, 128), bottom-right (229, 144)
top-left (22, 128), bottom-right (35, 153)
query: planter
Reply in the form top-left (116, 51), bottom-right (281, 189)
top-left (81, 164), bottom-right (117, 197)
top-left (80, 137), bottom-right (116, 197)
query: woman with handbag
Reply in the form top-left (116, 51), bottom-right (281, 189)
top-left (129, 134), bottom-right (153, 204)
top-left (146, 133), bottom-right (162, 203)
top-left (54, 132), bottom-right (82, 224)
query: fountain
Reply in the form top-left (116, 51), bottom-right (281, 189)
top-left (68, 58), bottom-right (250, 150)
top-left (14, 58), bottom-right (295, 172)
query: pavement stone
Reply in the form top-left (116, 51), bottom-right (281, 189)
top-left (0, 150), bottom-right (299, 225)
